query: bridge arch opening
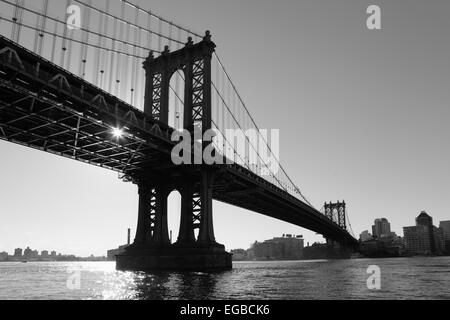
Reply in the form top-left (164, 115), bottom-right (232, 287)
top-left (167, 189), bottom-right (181, 244)
top-left (168, 69), bottom-right (185, 130)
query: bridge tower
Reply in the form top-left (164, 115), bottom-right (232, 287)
top-left (323, 201), bottom-right (351, 259)
top-left (324, 201), bottom-right (346, 230)
top-left (116, 32), bottom-right (232, 271)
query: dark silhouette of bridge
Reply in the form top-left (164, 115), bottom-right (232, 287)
top-left (0, 0), bottom-right (357, 270)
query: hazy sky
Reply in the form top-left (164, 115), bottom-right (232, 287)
top-left (1, 0), bottom-right (450, 256)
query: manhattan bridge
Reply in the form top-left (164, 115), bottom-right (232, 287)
top-left (0, 0), bottom-right (358, 270)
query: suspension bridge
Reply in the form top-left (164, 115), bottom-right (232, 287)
top-left (0, 0), bottom-right (358, 270)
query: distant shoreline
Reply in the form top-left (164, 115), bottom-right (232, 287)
top-left (232, 255), bottom-right (450, 262)
top-left (0, 259), bottom-right (109, 263)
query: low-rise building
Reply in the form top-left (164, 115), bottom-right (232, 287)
top-left (359, 230), bottom-right (373, 242)
top-left (230, 249), bottom-right (248, 261)
top-left (23, 247), bottom-right (32, 260)
top-left (247, 234), bottom-right (304, 260)
top-left (0, 252), bottom-right (8, 261)
top-left (14, 248), bottom-right (22, 258)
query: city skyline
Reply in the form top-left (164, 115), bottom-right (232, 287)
top-left (1, 0), bottom-right (450, 256)
top-left (2, 209), bottom-right (449, 256)
top-left (0, 246), bottom-right (103, 258)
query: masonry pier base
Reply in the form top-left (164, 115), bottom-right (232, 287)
top-left (116, 244), bottom-right (232, 272)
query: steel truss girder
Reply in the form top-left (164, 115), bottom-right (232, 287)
top-left (0, 36), bottom-right (176, 151)
top-left (0, 79), bottom-right (154, 170)
top-left (0, 95), bottom-right (143, 170)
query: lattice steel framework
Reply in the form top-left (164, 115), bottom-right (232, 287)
top-left (143, 31), bottom-right (214, 133)
top-left (150, 73), bottom-right (163, 120)
top-left (191, 59), bottom-right (205, 127)
top-left (0, 35), bottom-right (176, 182)
top-left (133, 31), bottom-right (218, 248)
top-left (324, 201), bottom-right (347, 230)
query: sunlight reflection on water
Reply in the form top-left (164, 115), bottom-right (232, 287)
top-left (1, 257), bottom-right (449, 300)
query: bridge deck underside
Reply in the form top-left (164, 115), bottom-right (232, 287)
top-left (0, 35), bottom-right (176, 176)
top-left (0, 83), bottom-right (148, 172)
top-left (215, 166), bottom-right (357, 244)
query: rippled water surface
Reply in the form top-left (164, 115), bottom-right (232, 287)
top-left (0, 257), bottom-right (449, 299)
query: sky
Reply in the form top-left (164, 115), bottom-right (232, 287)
top-left (1, 0), bottom-right (450, 256)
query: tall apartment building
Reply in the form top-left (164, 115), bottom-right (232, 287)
top-left (372, 218), bottom-right (391, 239)
top-left (439, 221), bottom-right (450, 253)
top-left (403, 211), bottom-right (445, 255)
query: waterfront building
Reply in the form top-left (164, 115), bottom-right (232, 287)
top-left (403, 211), bottom-right (444, 255)
top-left (439, 221), bottom-right (450, 253)
top-left (416, 211), bottom-right (436, 252)
top-left (230, 249), bottom-right (248, 261)
top-left (247, 234), bottom-right (304, 260)
top-left (0, 252), bottom-right (8, 261)
top-left (403, 225), bottom-right (431, 254)
top-left (14, 248), bottom-right (22, 258)
top-left (359, 230), bottom-right (373, 242)
top-left (372, 218), bottom-right (391, 239)
top-left (23, 247), bottom-right (32, 259)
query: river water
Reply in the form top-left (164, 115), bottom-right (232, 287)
top-left (0, 257), bottom-right (449, 300)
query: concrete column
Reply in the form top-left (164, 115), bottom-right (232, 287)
top-left (177, 182), bottom-right (196, 244)
top-left (151, 184), bottom-right (170, 245)
top-left (198, 170), bottom-right (216, 245)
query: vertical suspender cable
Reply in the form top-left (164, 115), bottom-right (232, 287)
top-left (16, 0), bottom-right (24, 44)
top-left (157, 19), bottom-right (162, 52)
top-left (99, 0), bottom-right (110, 89)
top-left (94, 2), bottom-right (104, 87)
top-left (79, 0), bottom-right (91, 78)
top-left (60, 1), bottom-right (69, 68)
top-left (168, 21), bottom-right (173, 49)
top-left (11, 0), bottom-right (19, 42)
top-left (176, 27), bottom-right (182, 128)
top-left (116, 0), bottom-right (125, 98)
top-left (131, 6), bottom-right (139, 106)
top-left (50, 17), bottom-right (58, 64)
top-left (65, 0), bottom-right (75, 72)
top-left (221, 66), bottom-right (226, 153)
top-left (37, 0), bottom-right (48, 57)
top-left (142, 12), bottom-right (153, 109)
top-left (10, 0), bottom-right (18, 40)
top-left (108, 14), bottom-right (118, 94)
top-left (33, 5), bottom-right (40, 53)
top-left (125, 23), bottom-right (132, 103)
top-left (147, 11), bottom-right (152, 49)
